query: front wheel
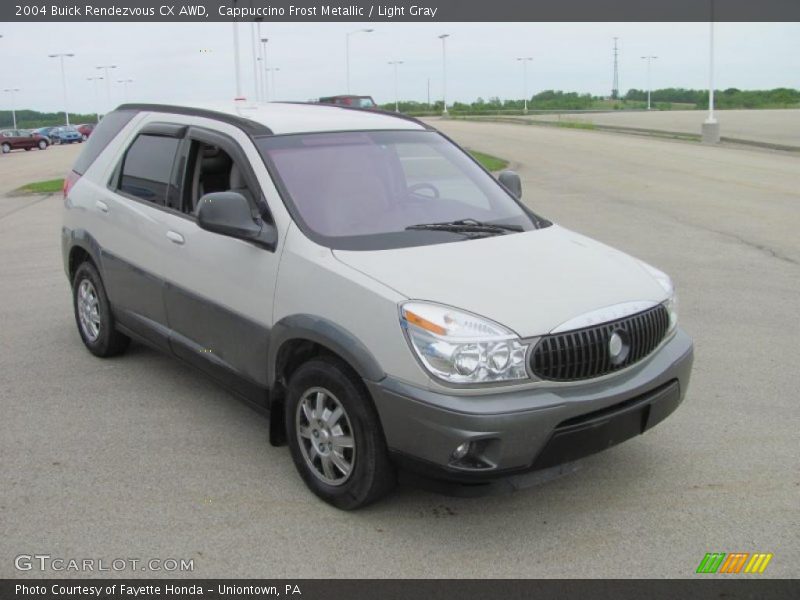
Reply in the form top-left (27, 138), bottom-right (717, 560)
top-left (72, 261), bottom-right (130, 357)
top-left (285, 357), bottom-right (395, 510)
top-left (38, 140), bottom-right (47, 150)
top-left (1, 143), bottom-right (10, 154)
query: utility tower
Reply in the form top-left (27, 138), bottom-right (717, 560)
top-left (612, 37), bottom-right (620, 99)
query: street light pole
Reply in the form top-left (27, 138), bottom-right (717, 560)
top-left (427, 77), bottom-right (430, 107)
top-left (438, 34), bottom-right (449, 115)
top-left (516, 57), bottom-right (533, 114)
top-left (388, 61), bottom-right (403, 112)
top-left (249, 23), bottom-right (260, 101)
top-left (256, 22), bottom-right (264, 102)
top-left (96, 65), bottom-right (117, 115)
top-left (3, 88), bottom-right (19, 129)
top-left (702, 0), bottom-right (721, 144)
top-left (117, 79), bottom-right (134, 102)
top-left (232, 22), bottom-right (242, 98)
top-left (49, 53), bottom-right (75, 125)
top-left (346, 28), bottom-right (373, 94)
top-left (260, 38), bottom-right (269, 101)
top-left (87, 77), bottom-right (102, 122)
top-left (640, 55), bottom-right (657, 110)
top-left (267, 67), bottom-right (280, 99)
top-left (707, 21), bottom-right (715, 123)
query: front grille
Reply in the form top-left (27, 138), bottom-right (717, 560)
top-left (530, 304), bottom-right (670, 381)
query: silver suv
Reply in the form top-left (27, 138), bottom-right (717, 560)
top-left (62, 102), bottom-right (694, 509)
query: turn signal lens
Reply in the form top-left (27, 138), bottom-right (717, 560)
top-left (400, 302), bottom-right (531, 384)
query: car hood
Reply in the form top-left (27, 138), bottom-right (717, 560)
top-left (333, 225), bottom-right (668, 337)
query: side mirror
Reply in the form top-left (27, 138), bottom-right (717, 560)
top-left (498, 170), bottom-right (522, 200)
top-left (197, 192), bottom-right (276, 250)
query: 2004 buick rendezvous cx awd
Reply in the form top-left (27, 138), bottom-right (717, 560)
top-left (61, 101), bottom-right (693, 509)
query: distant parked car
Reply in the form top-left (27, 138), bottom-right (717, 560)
top-left (51, 126), bottom-right (83, 144)
top-left (0, 129), bottom-right (49, 153)
top-left (318, 95), bottom-right (377, 109)
top-left (35, 127), bottom-right (57, 141)
top-left (76, 123), bottom-right (95, 140)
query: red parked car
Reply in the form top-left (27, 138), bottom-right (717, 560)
top-left (318, 95), bottom-right (377, 109)
top-left (75, 123), bottom-right (95, 140)
top-left (0, 129), bottom-right (50, 153)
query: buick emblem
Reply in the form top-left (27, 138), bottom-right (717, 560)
top-left (608, 330), bottom-right (629, 365)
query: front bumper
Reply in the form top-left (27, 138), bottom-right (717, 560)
top-left (367, 328), bottom-right (693, 483)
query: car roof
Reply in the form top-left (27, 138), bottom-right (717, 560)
top-left (118, 101), bottom-right (428, 136)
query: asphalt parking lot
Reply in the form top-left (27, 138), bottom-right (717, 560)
top-left (1, 121), bottom-right (798, 578)
top-left (0, 142), bottom-right (81, 198)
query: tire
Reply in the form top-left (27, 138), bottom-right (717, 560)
top-left (1, 143), bottom-right (10, 154)
top-left (81, 134), bottom-right (87, 141)
top-left (72, 261), bottom-right (130, 358)
top-left (285, 357), bottom-right (395, 510)
top-left (38, 140), bottom-right (47, 150)
top-left (24, 147), bottom-right (31, 151)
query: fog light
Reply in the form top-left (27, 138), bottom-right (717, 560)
top-left (452, 441), bottom-right (471, 460)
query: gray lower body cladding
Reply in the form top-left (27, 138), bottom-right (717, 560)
top-left (368, 329), bottom-right (694, 483)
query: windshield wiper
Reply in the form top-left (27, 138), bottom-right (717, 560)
top-left (405, 218), bottom-right (524, 236)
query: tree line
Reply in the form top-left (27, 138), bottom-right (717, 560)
top-left (379, 87), bottom-right (800, 114)
top-left (0, 109), bottom-right (98, 130)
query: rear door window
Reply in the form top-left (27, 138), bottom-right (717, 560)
top-left (118, 134), bottom-right (180, 205)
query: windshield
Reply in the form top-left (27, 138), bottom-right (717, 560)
top-left (257, 130), bottom-right (545, 250)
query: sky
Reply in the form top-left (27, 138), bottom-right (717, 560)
top-left (1, 21), bottom-right (798, 115)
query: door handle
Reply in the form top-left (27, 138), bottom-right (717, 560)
top-left (95, 200), bottom-right (109, 213)
top-left (166, 231), bottom-right (185, 245)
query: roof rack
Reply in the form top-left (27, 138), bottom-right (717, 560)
top-left (116, 103), bottom-right (273, 136)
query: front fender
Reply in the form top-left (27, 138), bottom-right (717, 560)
top-left (267, 314), bottom-right (385, 387)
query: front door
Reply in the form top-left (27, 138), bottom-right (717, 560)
top-left (157, 126), bottom-right (280, 394)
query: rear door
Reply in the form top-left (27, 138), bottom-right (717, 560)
top-left (99, 123), bottom-right (186, 351)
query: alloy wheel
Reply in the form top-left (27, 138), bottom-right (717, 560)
top-left (295, 387), bottom-right (355, 485)
top-left (77, 279), bottom-right (101, 341)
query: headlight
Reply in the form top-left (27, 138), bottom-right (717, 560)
top-left (400, 301), bottom-right (530, 384)
top-left (664, 292), bottom-right (678, 333)
top-left (639, 261), bottom-right (678, 333)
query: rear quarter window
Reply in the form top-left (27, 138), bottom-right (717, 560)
top-left (72, 109), bottom-right (137, 175)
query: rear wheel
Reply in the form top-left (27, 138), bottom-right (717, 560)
top-left (285, 357), bottom-right (395, 510)
top-left (72, 261), bottom-right (130, 358)
top-left (1, 143), bottom-right (10, 153)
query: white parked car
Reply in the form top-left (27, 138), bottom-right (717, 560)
top-left (62, 102), bottom-right (694, 509)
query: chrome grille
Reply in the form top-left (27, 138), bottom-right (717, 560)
top-left (530, 304), bottom-right (670, 381)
